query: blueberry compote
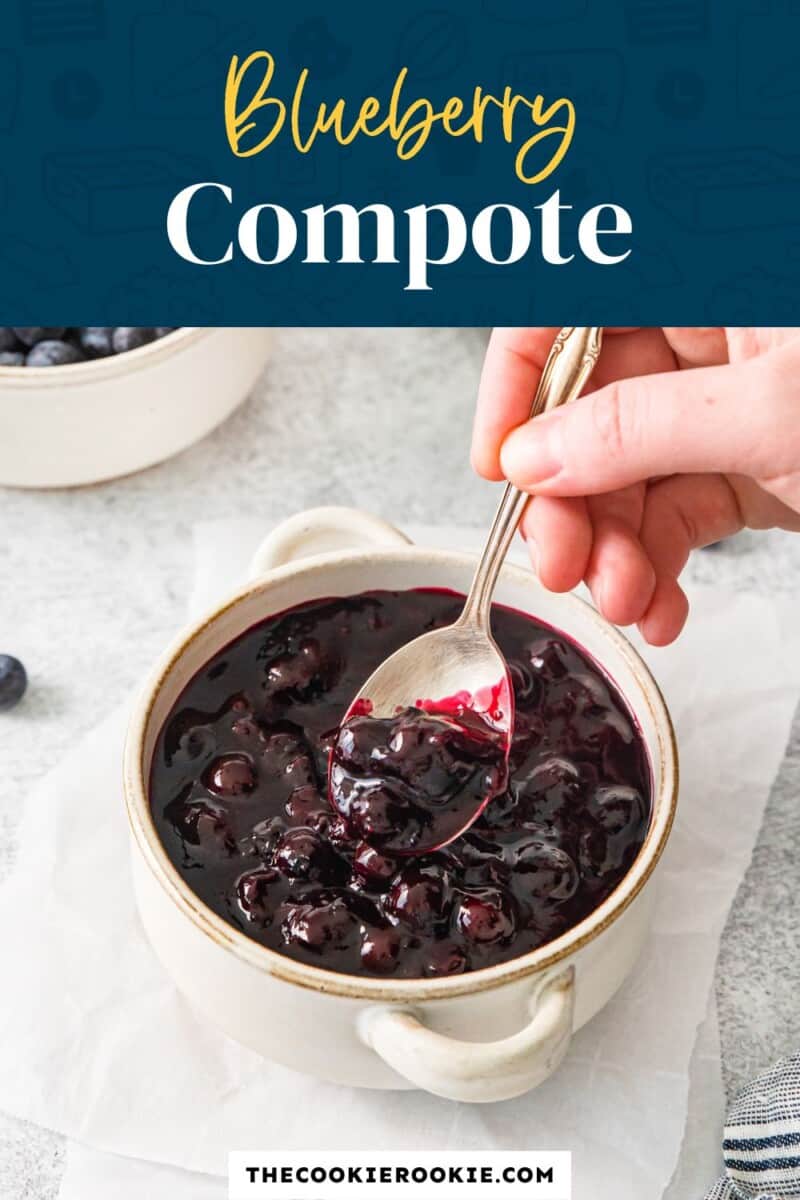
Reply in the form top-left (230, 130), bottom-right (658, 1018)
top-left (150, 589), bottom-right (651, 980)
top-left (331, 705), bottom-right (509, 854)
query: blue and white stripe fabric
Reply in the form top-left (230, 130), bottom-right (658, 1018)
top-left (704, 1053), bottom-right (800, 1199)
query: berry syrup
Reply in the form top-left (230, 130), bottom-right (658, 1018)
top-left (150, 589), bottom-right (651, 979)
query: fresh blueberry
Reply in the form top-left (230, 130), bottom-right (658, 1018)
top-left (0, 329), bottom-right (20, 352)
top-left (13, 327), bottom-right (67, 346)
top-left (26, 340), bottom-right (84, 367)
top-left (0, 352), bottom-right (24, 366)
top-left (423, 941), bottom-right (468, 977)
top-left (154, 327), bottom-right (175, 338)
top-left (111, 327), bottom-right (158, 354)
top-left (78, 327), bottom-right (114, 357)
top-left (0, 655), bottom-right (27, 711)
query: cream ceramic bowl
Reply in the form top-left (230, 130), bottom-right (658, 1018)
top-left (124, 506), bottom-right (678, 1103)
top-left (0, 327), bottom-right (273, 488)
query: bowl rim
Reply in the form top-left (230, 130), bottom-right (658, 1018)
top-left (123, 546), bottom-right (679, 1003)
top-left (0, 326), bottom-right (213, 386)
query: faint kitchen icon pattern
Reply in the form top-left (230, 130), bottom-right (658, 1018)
top-left (433, 132), bottom-right (481, 178)
top-left (0, 49), bottom-right (20, 131)
top-left (104, 266), bottom-right (224, 322)
top-left (395, 10), bottom-right (468, 81)
top-left (131, 2), bottom-right (248, 117)
top-left (625, 0), bottom-right (709, 43)
top-left (709, 266), bottom-right (800, 321)
top-left (43, 148), bottom-right (208, 233)
top-left (0, 237), bottom-right (76, 288)
top-left (21, 0), bottom-right (105, 44)
top-left (289, 17), bottom-right (351, 78)
top-left (501, 51), bottom-right (625, 130)
top-left (483, 0), bottom-right (588, 24)
top-left (654, 68), bottom-right (706, 118)
top-left (649, 148), bottom-right (800, 230)
top-left (737, 2), bottom-right (800, 118)
top-left (51, 68), bottom-right (103, 119)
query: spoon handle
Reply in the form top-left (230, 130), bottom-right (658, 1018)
top-left (459, 326), bottom-right (603, 630)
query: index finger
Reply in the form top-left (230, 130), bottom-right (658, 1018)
top-left (471, 328), bottom-right (560, 480)
top-left (471, 327), bottom-right (644, 481)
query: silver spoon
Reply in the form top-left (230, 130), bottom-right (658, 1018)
top-left (330, 326), bottom-right (604, 854)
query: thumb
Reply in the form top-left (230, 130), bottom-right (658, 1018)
top-left (499, 356), bottom-right (773, 496)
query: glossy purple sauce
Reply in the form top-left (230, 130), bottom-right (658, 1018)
top-left (150, 588), bottom-right (651, 979)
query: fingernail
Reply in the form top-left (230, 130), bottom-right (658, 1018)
top-left (500, 416), bottom-right (563, 486)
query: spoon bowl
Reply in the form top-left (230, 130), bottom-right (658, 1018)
top-left (329, 327), bottom-right (603, 854)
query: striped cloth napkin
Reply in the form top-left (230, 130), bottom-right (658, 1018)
top-left (705, 1054), bottom-right (800, 1199)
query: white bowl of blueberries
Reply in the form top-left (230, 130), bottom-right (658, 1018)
top-left (0, 326), bottom-right (273, 488)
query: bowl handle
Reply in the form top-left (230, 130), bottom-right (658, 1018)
top-left (358, 968), bottom-right (574, 1103)
top-left (248, 506), bottom-right (412, 578)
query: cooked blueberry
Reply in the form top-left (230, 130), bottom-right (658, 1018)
top-left (111, 327), bottom-right (158, 354)
top-left (331, 706), bottom-right (507, 853)
top-left (284, 784), bottom-right (325, 824)
top-left (274, 827), bottom-right (340, 881)
top-left (166, 797), bottom-right (236, 855)
top-left (236, 868), bottom-right (280, 921)
top-left (26, 339), bottom-right (83, 367)
top-left (528, 638), bottom-right (570, 679)
top-left (13, 327), bottom-right (66, 346)
top-left (282, 892), bottom-right (358, 951)
top-left (587, 786), bottom-right (646, 835)
top-left (0, 655), bottom-right (27, 711)
top-left (423, 941), bottom-right (469, 977)
top-left (149, 589), bottom-right (651, 979)
top-left (352, 841), bottom-right (398, 890)
top-left (513, 841), bottom-right (579, 901)
top-left (231, 716), bottom-right (260, 740)
top-left (386, 865), bottom-right (450, 931)
top-left (203, 753), bottom-right (257, 797)
top-left (0, 352), bottom-right (24, 366)
top-left (454, 887), bottom-right (515, 944)
top-left (339, 778), bottom-right (409, 839)
top-left (265, 638), bottom-right (337, 699)
top-left (360, 926), bottom-right (401, 973)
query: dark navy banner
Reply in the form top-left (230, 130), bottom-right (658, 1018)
top-left (2, 0), bottom-right (798, 324)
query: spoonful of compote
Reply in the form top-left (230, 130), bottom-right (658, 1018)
top-left (329, 326), bottom-right (604, 855)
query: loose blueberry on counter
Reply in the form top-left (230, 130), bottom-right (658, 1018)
top-left (149, 589), bottom-right (651, 979)
top-left (0, 655), bottom-right (27, 711)
top-left (0, 352), bottom-right (24, 366)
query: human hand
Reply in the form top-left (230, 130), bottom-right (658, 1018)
top-left (472, 327), bottom-right (800, 645)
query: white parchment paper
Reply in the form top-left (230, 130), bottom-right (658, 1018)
top-left (0, 521), bottom-right (795, 1199)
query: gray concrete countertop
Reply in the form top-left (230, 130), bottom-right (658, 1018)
top-left (1, 328), bottom-right (798, 1198)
